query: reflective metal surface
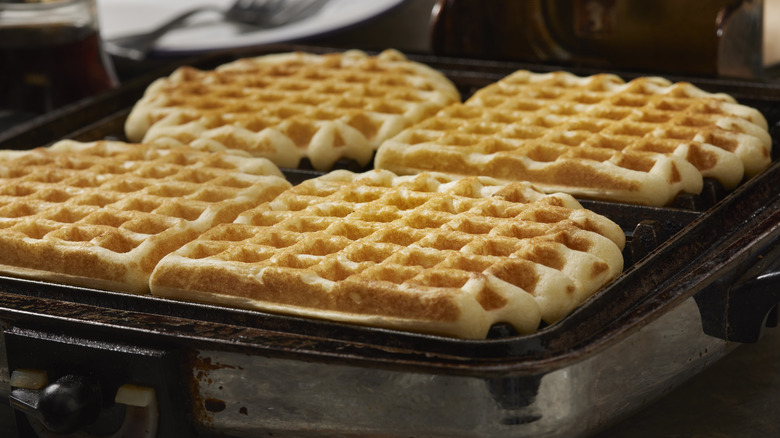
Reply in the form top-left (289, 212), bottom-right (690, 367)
top-left (189, 298), bottom-right (736, 437)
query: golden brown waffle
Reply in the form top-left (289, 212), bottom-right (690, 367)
top-left (125, 49), bottom-right (461, 171)
top-left (375, 70), bottom-right (772, 206)
top-left (0, 140), bottom-right (290, 293)
top-left (150, 170), bottom-right (625, 339)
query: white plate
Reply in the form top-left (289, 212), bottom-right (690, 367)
top-left (97, 0), bottom-right (405, 56)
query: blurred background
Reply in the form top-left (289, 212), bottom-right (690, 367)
top-left (4, 0), bottom-right (780, 124)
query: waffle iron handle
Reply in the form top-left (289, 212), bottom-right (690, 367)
top-left (696, 235), bottom-right (780, 343)
top-left (9, 374), bottom-right (102, 435)
top-left (724, 264), bottom-right (780, 343)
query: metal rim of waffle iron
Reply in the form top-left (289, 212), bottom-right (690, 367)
top-left (0, 45), bottom-right (776, 372)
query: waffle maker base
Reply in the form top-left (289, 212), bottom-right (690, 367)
top-left (0, 46), bottom-right (778, 438)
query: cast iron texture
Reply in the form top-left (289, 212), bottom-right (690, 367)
top-left (0, 46), bottom-right (777, 378)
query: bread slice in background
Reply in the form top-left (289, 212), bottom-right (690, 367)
top-left (126, 49), bottom-right (461, 171)
top-left (376, 70), bottom-right (771, 206)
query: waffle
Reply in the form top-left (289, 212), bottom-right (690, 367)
top-left (375, 70), bottom-right (772, 206)
top-left (150, 170), bottom-right (625, 339)
top-left (125, 49), bottom-right (461, 171)
top-left (0, 140), bottom-right (290, 294)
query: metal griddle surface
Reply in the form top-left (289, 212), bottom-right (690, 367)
top-left (0, 45), bottom-right (777, 377)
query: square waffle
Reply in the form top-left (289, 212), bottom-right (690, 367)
top-left (125, 49), bottom-right (461, 171)
top-left (375, 70), bottom-right (772, 206)
top-left (150, 170), bottom-right (625, 339)
top-left (0, 140), bottom-right (290, 294)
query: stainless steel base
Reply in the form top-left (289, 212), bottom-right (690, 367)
top-left (190, 297), bottom-right (737, 438)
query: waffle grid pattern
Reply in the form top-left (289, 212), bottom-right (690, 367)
top-left (375, 70), bottom-right (772, 206)
top-left (151, 170), bottom-right (625, 339)
top-left (125, 49), bottom-right (461, 170)
top-left (0, 140), bottom-right (290, 293)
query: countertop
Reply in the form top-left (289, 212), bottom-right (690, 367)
top-left (594, 326), bottom-right (780, 437)
top-left (1, 0), bottom-right (779, 436)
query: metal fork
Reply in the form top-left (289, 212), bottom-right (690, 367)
top-left (104, 0), bottom-right (330, 61)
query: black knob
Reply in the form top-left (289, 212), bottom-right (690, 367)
top-left (36, 375), bottom-right (103, 434)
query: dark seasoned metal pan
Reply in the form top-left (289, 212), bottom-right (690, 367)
top-left (0, 45), bottom-right (778, 437)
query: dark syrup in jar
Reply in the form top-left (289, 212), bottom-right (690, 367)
top-left (0, 23), bottom-right (118, 115)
